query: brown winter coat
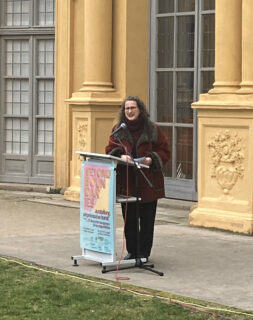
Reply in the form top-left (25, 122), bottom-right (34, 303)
top-left (105, 119), bottom-right (170, 202)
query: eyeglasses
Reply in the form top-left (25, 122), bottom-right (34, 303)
top-left (125, 106), bottom-right (137, 112)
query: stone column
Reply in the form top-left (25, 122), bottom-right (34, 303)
top-left (238, 0), bottom-right (253, 93)
top-left (79, 0), bottom-right (113, 92)
top-left (210, 0), bottom-right (242, 93)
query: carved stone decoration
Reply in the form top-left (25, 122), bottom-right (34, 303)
top-left (77, 123), bottom-right (88, 151)
top-left (207, 130), bottom-right (245, 195)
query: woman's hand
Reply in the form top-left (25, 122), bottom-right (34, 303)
top-left (121, 154), bottom-right (132, 162)
top-left (141, 157), bottom-right (152, 165)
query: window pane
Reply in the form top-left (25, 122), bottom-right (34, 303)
top-left (158, 0), bottom-right (174, 13)
top-left (159, 126), bottom-right (172, 177)
top-left (13, 129), bottom-right (20, 142)
top-left (37, 39), bottom-right (55, 76)
top-left (202, 0), bottom-right (215, 11)
top-left (201, 14), bottom-right (215, 67)
top-left (45, 130), bottom-right (53, 143)
top-left (37, 119), bottom-right (54, 156)
top-left (13, 142), bottom-right (20, 154)
top-left (5, 0), bottom-right (30, 26)
top-left (38, 0), bottom-right (55, 26)
top-left (176, 127), bottom-right (193, 179)
top-left (21, 119), bottom-right (28, 130)
top-left (5, 118), bottom-right (29, 155)
top-left (5, 39), bottom-right (29, 77)
top-left (21, 142), bottom-right (29, 154)
top-left (44, 143), bottom-right (53, 156)
top-left (38, 80), bottom-right (54, 116)
top-left (178, 0), bottom-right (195, 12)
top-left (157, 17), bottom-right (174, 68)
top-left (201, 71), bottom-right (214, 93)
top-left (176, 72), bottom-right (193, 123)
top-left (6, 130), bottom-right (12, 142)
top-left (177, 16), bottom-right (195, 68)
top-left (157, 72), bottom-right (173, 122)
top-left (45, 119), bottom-right (53, 130)
top-left (21, 13), bottom-right (29, 25)
top-left (5, 80), bottom-right (29, 116)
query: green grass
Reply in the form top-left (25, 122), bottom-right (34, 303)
top-left (0, 257), bottom-right (252, 320)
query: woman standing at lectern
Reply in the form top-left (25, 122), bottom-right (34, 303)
top-left (105, 96), bottom-right (170, 261)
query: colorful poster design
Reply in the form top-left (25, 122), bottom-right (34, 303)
top-left (80, 161), bottom-right (115, 255)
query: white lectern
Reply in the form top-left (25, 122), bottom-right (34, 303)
top-left (72, 151), bottom-right (165, 276)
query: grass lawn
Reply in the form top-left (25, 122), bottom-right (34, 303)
top-left (0, 257), bottom-right (252, 320)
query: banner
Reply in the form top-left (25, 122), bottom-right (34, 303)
top-left (80, 161), bottom-right (115, 255)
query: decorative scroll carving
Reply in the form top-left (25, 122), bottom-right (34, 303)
top-left (207, 130), bottom-right (244, 194)
top-left (77, 123), bottom-right (88, 151)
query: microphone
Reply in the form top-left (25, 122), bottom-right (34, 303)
top-left (110, 123), bottom-right (126, 136)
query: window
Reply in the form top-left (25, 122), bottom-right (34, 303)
top-left (150, 0), bottom-right (215, 200)
top-left (0, 0), bottom-right (55, 183)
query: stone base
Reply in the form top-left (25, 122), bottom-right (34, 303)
top-left (189, 207), bottom-right (253, 235)
top-left (64, 186), bottom-right (80, 202)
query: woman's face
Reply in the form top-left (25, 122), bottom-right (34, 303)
top-left (124, 100), bottom-right (140, 121)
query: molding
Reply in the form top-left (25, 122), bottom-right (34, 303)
top-left (66, 91), bottom-right (122, 105)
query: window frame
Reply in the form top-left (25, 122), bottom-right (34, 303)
top-left (0, 0), bottom-right (55, 184)
top-left (149, 0), bottom-right (215, 200)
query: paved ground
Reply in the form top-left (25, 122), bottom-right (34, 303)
top-left (1, 189), bottom-right (253, 312)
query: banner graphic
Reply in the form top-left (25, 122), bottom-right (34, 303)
top-left (80, 161), bottom-right (115, 254)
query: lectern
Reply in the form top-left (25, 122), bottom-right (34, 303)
top-left (72, 151), bottom-right (164, 276)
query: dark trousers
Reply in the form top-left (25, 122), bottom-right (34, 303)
top-left (121, 200), bottom-right (157, 258)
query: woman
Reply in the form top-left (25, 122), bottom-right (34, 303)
top-left (105, 96), bottom-right (170, 260)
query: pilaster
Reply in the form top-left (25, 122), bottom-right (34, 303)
top-left (79, 0), bottom-right (113, 92)
top-left (238, 0), bottom-right (253, 93)
top-left (54, 0), bottom-right (72, 189)
top-left (209, 0), bottom-right (242, 94)
top-left (64, 0), bottom-right (120, 201)
top-left (190, 0), bottom-right (253, 234)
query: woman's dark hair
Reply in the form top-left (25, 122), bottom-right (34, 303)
top-left (118, 96), bottom-right (150, 123)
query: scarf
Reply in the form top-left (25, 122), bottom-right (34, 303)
top-left (125, 117), bottom-right (143, 157)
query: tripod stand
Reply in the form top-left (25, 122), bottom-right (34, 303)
top-left (102, 157), bottom-right (164, 276)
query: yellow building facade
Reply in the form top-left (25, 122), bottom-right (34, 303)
top-left (1, 0), bottom-right (252, 235)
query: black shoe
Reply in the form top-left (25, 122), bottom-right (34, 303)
top-left (123, 253), bottom-right (135, 260)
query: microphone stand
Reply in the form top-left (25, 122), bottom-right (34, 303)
top-left (102, 134), bottom-right (164, 276)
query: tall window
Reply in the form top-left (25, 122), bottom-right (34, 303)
top-left (0, 0), bottom-right (55, 184)
top-left (150, 0), bottom-right (215, 200)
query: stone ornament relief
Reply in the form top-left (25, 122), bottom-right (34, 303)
top-left (207, 129), bottom-right (245, 195)
top-left (77, 122), bottom-right (88, 159)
